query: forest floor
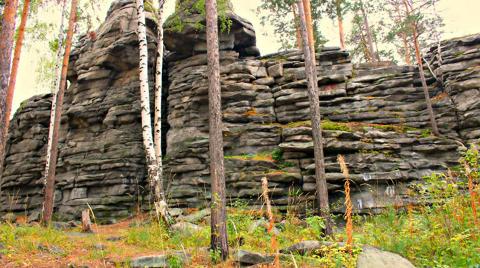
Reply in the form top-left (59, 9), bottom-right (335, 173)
top-left (0, 148), bottom-right (479, 268)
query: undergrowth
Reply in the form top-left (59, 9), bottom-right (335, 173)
top-left (356, 146), bottom-right (480, 267)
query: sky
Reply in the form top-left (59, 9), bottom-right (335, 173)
top-left (11, 0), bottom-right (480, 114)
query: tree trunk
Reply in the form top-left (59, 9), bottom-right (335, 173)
top-left (302, 0), bottom-right (315, 55)
top-left (335, 0), bottom-right (346, 49)
top-left (402, 33), bottom-right (411, 65)
top-left (135, 0), bottom-right (170, 223)
top-left (359, 0), bottom-right (377, 63)
top-left (297, 0), bottom-right (333, 236)
top-left (0, 0), bottom-right (19, 179)
top-left (153, 0), bottom-right (172, 225)
top-left (404, 0), bottom-right (440, 136)
top-left (42, 0), bottom-right (78, 225)
top-left (2, 0), bottom-right (30, 167)
top-left (81, 209), bottom-right (93, 233)
top-left (292, 4), bottom-right (302, 49)
top-left (205, 0), bottom-right (229, 260)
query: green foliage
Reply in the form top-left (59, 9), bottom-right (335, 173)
top-left (305, 215), bottom-right (326, 239)
top-left (272, 148), bottom-right (283, 162)
top-left (322, 120), bottom-right (351, 132)
top-left (0, 224), bottom-right (71, 257)
top-left (166, 254), bottom-right (184, 268)
top-left (256, 0), bottom-right (328, 50)
top-left (357, 146), bottom-right (480, 267)
top-left (167, 0), bottom-right (232, 33)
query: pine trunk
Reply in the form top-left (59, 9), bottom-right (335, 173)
top-left (297, 0), bottom-right (333, 236)
top-left (205, 0), bottom-right (229, 260)
top-left (0, 0), bottom-right (19, 178)
top-left (42, 0), bottom-right (78, 225)
top-left (359, 0), bottom-right (377, 62)
top-left (2, 0), bottom-right (30, 165)
top-left (302, 0), bottom-right (315, 54)
top-left (336, 0), bottom-right (346, 49)
top-left (292, 4), bottom-right (302, 49)
top-left (404, 0), bottom-right (440, 136)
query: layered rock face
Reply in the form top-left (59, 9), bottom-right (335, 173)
top-left (1, 0), bottom-right (479, 220)
top-left (1, 0), bottom-right (159, 221)
top-left (426, 34), bottom-right (480, 144)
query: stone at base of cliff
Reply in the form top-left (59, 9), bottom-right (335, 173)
top-left (130, 252), bottom-right (189, 268)
top-left (357, 246), bottom-right (415, 268)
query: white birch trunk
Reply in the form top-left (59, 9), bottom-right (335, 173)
top-left (44, 0), bottom-right (67, 194)
top-left (135, 0), bottom-right (170, 224)
top-left (154, 0), bottom-right (165, 190)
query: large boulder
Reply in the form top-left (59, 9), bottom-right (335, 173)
top-left (164, 0), bottom-right (259, 58)
top-left (357, 246), bottom-right (416, 268)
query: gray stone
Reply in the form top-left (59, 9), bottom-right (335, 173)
top-left (280, 240), bottom-right (324, 255)
top-left (357, 246), bottom-right (415, 268)
top-left (235, 250), bottom-right (274, 266)
top-left (178, 209), bottom-right (210, 223)
top-left (268, 64), bottom-right (284, 78)
top-left (171, 222), bottom-right (202, 234)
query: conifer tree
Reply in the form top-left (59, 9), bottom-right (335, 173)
top-left (404, 0), bottom-right (440, 136)
top-left (297, 0), bottom-right (333, 236)
top-left (42, 0), bottom-right (77, 224)
top-left (0, 0), bottom-right (19, 177)
top-left (206, 0), bottom-right (229, 260)
top-left (2, 0), bottom-right (31, 170)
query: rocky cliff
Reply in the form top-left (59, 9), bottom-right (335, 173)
top-left (1, 0), bottom-right (479, 221)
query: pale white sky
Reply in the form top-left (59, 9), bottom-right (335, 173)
top-left (12, 0), bottom-right (480, 113)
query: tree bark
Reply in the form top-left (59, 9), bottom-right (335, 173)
top-left (297, 0), bottom-right (333, 236)
top-left (1, 0), bottom-right (30, 170)
top-left (42, 0), bottom-right (78, 225)
top-left (206, 0), bottom-right (229, 260)
top-left (135, 0), bottom-right (170, 224)
top-left (154, 0), bottom-right (172, 225)
top-left (302, 0), bottom-right (315, 55)
top-left (404, 0), bottom-right (440, 136)
top-left (335, 0), bottom-right (346, 49)
top-left (81, 209), bottom-right (93, 233)
top-left (0, 0), bottom-right (19, 179)
top-left (359, 0), bottom-right (377, 62)
top-left (292, 4), bottom-right (302, 49)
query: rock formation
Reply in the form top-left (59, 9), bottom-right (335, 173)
top-left (1, 0), bottom-right (479, 221)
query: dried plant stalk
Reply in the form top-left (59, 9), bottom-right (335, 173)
top-left (261, 177), bottom-right (280, 267)
top-left (338, 155), bottom-right (353, 250)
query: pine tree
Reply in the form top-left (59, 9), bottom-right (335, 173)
top-left (0, 0), bottom-right (19, 178)
top-left (42, 0), bottom-right (78, 224)
top-left (206, 0), bottom-right (229, 260)
top-left (404, 0), bottom-right (440, 136)
top-left (297, 0), bottom-right (333, 236)
top-left (258, 0), bottom-right (329, 50)
top-left (1, 0), bottom-right (31, 170)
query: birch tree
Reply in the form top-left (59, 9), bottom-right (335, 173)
top-left (297, 0), bottom-right (333, 236)
top-left (206, 0), bottom-right (229, 260)
top-left (0, 0), bottom-right (19, 177)
top-left (135, 0), bottom-right (171, 224)
top-left (42, 0), bottom-right (77, 225)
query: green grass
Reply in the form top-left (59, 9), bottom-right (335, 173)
top-left (356, 146), bottom-right (480, 267)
